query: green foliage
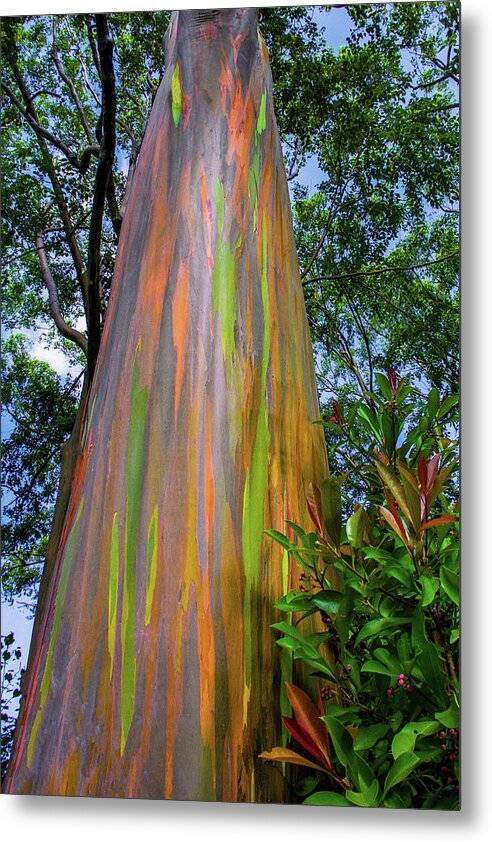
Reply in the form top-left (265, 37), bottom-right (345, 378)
top-left (1, 333), bottom-right (80, 601)
top-left (262, 376), bottom-right (460, 810)
top-left (1, 633), bottom-right (24, 778)
top-left (293, 1), bottom-right (459, 397)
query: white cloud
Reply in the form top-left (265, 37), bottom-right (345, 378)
top-left (30, 341), bottom-right (73, 376)
top-left (13, 324), bottom-right (84, 378)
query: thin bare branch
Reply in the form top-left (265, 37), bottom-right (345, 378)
top-left (36, 233), bottom-right (88, 355)
top-left (302, 250), bottom-right (459, 287)
top-left (52, 19), bottom-right (95, 144)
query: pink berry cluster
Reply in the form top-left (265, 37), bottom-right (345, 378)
top-left (386, 673), bottom-right (413, 697)
top-left (439, 728), bottom-right (459, 785)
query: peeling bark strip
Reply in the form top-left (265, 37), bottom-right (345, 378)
top-left (5, 9), bottom-right (328, 800)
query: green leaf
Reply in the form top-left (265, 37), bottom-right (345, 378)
top-left (427, 388), bottom-right (441, 420)
top-left (383, 564), bottom-right (413, 589)
top-left (383, 751), bottom-right (421, 795)
top-left (437, 394), bottom-right (459, 419)
top-left (312, 589), bottom-right (343, 614)
top-left (435, 698), bottom-right (459, 729)
top-left (345, 779), bottom-right (379, 807)
top-left (416, 641), bottom-right (448, 707)
top-left (418, 574), bottom-right (440, 607)
top-left (355, 617), bottom-right (412, 646)
top-left (391, 721), bottom-right (440, 759)
top-left (358, 405), bottom-right (382, 441)
top-left (322, 715), bottom-right (354, 772)
top-left (302, 657), bottom-right (336, 680)
top-left (303, 791), bottom-right (350, 807)
top-left (383, 791), bottom-right (410, 808)
top-left (360, 660), bottom-right (394, 677)
top-left (375, 372), bottom-right (393, 401)
top-left (380, 411), bottom-right (396, 454)
top-left (335, 589), bottom-right (355, 646)
top-left (374, 460), bottom-right (413, 524)
top-left (275, 591), bottom-right (315, 613)
top-left (362, 547), bottom-right (397, 565)
top-left (373, 648), bottom-right (402, 673)
top-left (285, 521), bottom-right (307, 540)
top-left (440, 565), bottom-right (459, 606)
top-left (293, 774), bottom-right (319, 797)
top-left (272, 622), bottom-right (319, 658)
top-left (353, 724), bottom-right (390, 751)
top-left (346, 508), bottom-right (365, 549)
top-left (320, 477), bottom-right (342, 548)
top-left (265, 529), bottom-right (295, 551)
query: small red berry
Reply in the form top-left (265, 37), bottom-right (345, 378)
top-left (387, 688), bottom-right (394, 697)
top-left (449, 752), bottom-right (458, 762)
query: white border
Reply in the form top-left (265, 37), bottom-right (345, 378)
top-left (2, 1), bottom-right (491, 839)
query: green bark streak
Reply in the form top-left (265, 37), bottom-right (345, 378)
top-left (27, 499), bottom-right (84, 766)
top-left (212, 179), bottom-right (236, 363)
top-left (108, 512), bottom-right (119, 679)
top-left (120, 350), bottom-right (148, 755)
top-left (249, 89), bottom-right (267, 231)
top-left (256, 89), bottom-right (267, 137)
top-left (241, 219), bottom-right (271, 685)
top-left (145, 505), bottom-right (158, 626)
top-left (171, 63), bottom-right (182, 127)
top-left (200, 744), bottom-right (214, 801)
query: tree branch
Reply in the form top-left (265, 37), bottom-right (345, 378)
top-left (86, 14), bottom-right (117, 377)
top-left (302, 250), bottom-right (459, 287)
top-left (411, 71), bottom-right (458, 91)
top-left (36, 233), bottom-right (88, 355)
top-left (85, 14), bottom-right (101, 78)
top-left (1, 80), bottom-right (82, 170)
top-left (52, 20), bottom-right (94, 144)
top-left (300, 169), bottom-right (350, 280)
top-left (2, 25), bottom-right (89, 313)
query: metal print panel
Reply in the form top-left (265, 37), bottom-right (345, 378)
top-left (1, 2), bottom-right (460, 809)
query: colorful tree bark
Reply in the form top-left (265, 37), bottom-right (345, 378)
top-left (5, 9), bottom-right (328, 801)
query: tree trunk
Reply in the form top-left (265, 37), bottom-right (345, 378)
top-left (5, 9), bottom-right (328, 801)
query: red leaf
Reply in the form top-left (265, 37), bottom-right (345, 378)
top-left (259, 747), bottom-right (327, 774)
top-left (285, 683), bottom-right (331, 768)
top-left (419, 514), bottom-right (459, 533)
top-left (282, 716), bottom-right (329, 769)
top-left (306, 483), bottom-right (324, 537)
top-left (418, 455), bottom-right (428, 492)
top-left (380, 506), bottom-right (411, 549)
top-left (388, 367), bottom-right (398, 395)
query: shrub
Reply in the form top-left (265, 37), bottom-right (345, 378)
top-left (260, 373), bottom-right (459, 810)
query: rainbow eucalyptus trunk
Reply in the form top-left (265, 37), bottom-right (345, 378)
top-left (5, 9), bottom-right (328, 801)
